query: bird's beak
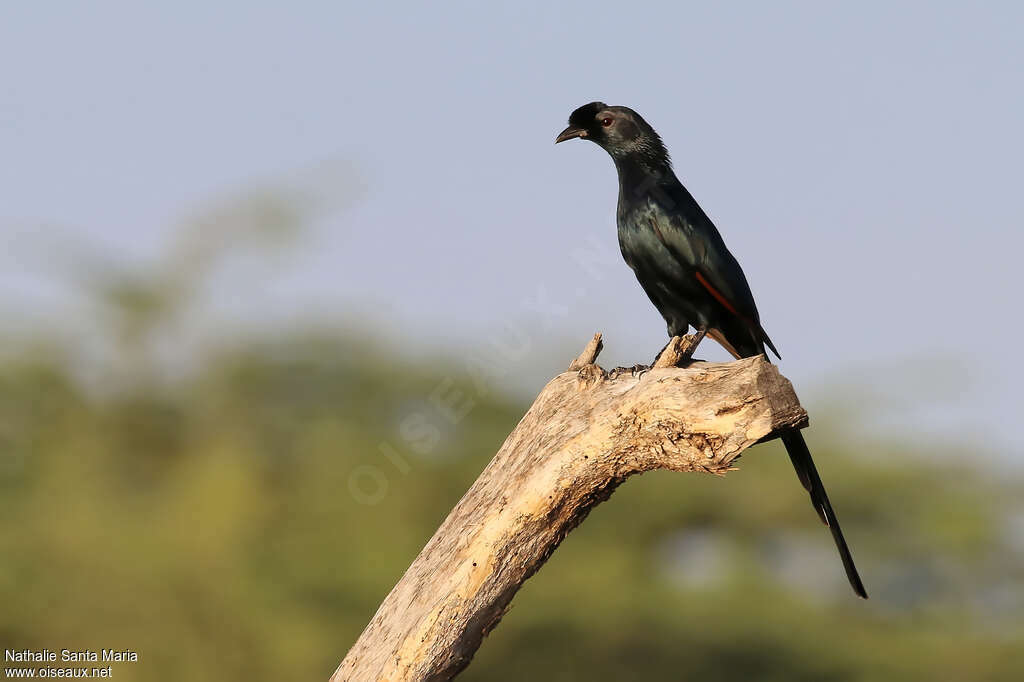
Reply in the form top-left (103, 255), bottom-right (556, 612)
top-left (555, 125), bottom-right (588, 144)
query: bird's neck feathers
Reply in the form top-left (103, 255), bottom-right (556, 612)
top-left (610, 135), bottom-right (675, 192)
top-left (609, 133), bottom-right (673, 182)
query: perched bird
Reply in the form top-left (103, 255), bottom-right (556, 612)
top-left (556, 102), bottom-right (867, 599)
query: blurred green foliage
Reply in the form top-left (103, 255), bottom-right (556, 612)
top-left (1, 332), bottom-right (1022, 681)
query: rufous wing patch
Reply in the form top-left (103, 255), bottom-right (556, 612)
top-left (694, 271), bottom-right (740, 316)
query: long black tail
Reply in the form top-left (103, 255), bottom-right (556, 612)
top-left (781, 429), bottom-right (868, 599)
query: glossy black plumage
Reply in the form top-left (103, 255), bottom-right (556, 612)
top-left (557, 102), bottom-right (867, 598)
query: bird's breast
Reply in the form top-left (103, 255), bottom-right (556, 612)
top-left (617, 204), bottom-right (692, 278)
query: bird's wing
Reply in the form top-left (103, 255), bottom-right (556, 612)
top-left (648, 200), bottom-right (780, 358)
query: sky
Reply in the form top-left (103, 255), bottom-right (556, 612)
top-left (2, 2), bottom-right (1022, 456)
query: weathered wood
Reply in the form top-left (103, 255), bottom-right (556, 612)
top-left (652, 331), bottom-right (706, 368)
top-left (332, 335), bottom-right (808, 682)
top-left (567, 331), bottom-right (604, 371)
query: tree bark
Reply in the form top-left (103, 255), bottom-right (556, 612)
top-left (332, 334), bottom-right (808, 682)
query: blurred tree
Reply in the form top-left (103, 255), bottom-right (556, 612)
top-left (1, 333), bottom-right (1022, 681)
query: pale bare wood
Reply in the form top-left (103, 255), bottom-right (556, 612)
top-left (652, 331), bottom-right (706, 368)
top-left (332, 335), bottom-right (808, 682)
top-left (567, 331), bottom-right (604, 371)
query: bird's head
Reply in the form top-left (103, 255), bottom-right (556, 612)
top-left (555, 101), bottom-right (669, 167)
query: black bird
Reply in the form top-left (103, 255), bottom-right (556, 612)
top-left (556, 102), bottom-right (867, 599)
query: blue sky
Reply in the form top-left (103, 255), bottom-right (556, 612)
top-left (2, 2), bottom-right (1022, 456)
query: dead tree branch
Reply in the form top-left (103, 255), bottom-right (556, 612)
top-left (332, 333), bottom-right (808, 681)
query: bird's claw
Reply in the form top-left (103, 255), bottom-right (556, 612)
top-left (607, 363), bottom-right (651, 380)
top-left (629, 363), bottom-right (651, 379)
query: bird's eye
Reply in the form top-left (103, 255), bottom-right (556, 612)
top-left (601, 117), bottom-right (614, 127)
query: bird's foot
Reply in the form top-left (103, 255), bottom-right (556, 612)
top-left (629, 363), bottom-right (651, 379)
top-left (608, 363), bottom-right (652, 380)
